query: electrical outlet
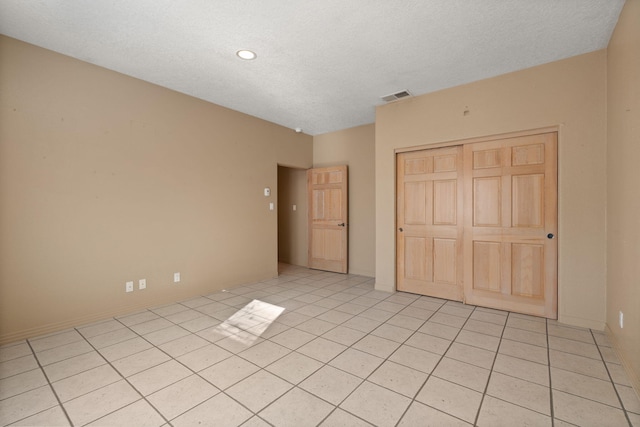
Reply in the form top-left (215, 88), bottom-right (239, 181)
top-left (174, 272), bottom-right (181, 283)
top-left (125, 281), bottom-right (134, 293)
top-left (139, 279), bottom-right (146, 290)
top-left (619, 311), bottom-right (624, 329)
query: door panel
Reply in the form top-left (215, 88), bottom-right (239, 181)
top-left (308, 165), bottom-right (348, 273)
top-left (405, 236), bottom-right (429, 280)
top-left (433, 180), bottom-right (457, 224)
top-left (463, 132), bottom-right (557, 318)
top-left (473, 177), bottom-right (502, 226)
top-left (397, 146), bottom-right (464, 301)
top-left (433, 238), bottom-right (457, 284)
top-left (473, 241), bottom-right (502, 292)
top-left (473, 149), bottom-right (501, 169)
top-left (405, 182), bottom-right (427, 224)
top-left (511, 243), bottom-right (544, 297)
top-left (511, 174), bottom-right (544, 227)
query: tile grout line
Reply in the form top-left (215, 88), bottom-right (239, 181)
top-left (23, 339), bottom-right (74, 427)
top-left (230, 273), bottom-right (379, 424)
top-left (156, 280), bottom-right (354, 423)
top-left (393, 301), bottom-right (480, 426)
top-left (10, 266), bottom-right (637, 427)
top-left (302, 295), bottom-right (431, 426)
top-left (146, 300), bottom-right (305, 423)
top-left (442, 310), bottom-right (564, 422)
top-left (546, 318), bottom-right (556, 427)
top-left (232, 279), bottom-right (420, 425)
top-left (546, 321), bottom-right (634, 425)
top-left (544, 338), bottom-right (636, 411)
top-left (477, 314), bottom-right (626, 423)
top-left (471, 306), bottom-right (507, 427)
top-left (144, 294), bottom-right (460, 427)
top-left (382, 303), bottom-right (539, 425)
top-left (5, 270), bottom-right (348, 422)
top-left (468, 313), bottom-right (560, 423)
top-left (590, 328), bottom-right (633, 427)
top-left (86, 307), bottom-right (253, 422)
top-left (112, 311), bottom-right (269, 424)
top-left (259, 281), bottom-right (390, 425)
top-left (348, 302), bottom-right (439, 426)
top-left (73, 322), bottom-right (171, 426)
top-left (13, 306), bottom-right (468, 426)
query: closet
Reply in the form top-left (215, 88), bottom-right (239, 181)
top-left (397, 131), bottom-right (557, 318)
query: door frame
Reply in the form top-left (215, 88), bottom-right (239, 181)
top-left (277, 165), bottom-right (310, 268)
top-left (395, 127), bottom-right (560, 155)
top-left (394, 126), bottom-right (560, 312)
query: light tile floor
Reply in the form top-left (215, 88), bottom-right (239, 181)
top-left (1, 264), bottom-right (639, 426)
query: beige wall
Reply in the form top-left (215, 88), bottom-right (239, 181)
top-left (376, 50), bottom-right (608, 329)
top-left (277, 166), bottom-right (308, 267)
top-left (606, 0), bottom-right (640, 392)
top-left (0, 36), bottom-right (312, 344)
top-left (313, 124), bottom-right (376, 277)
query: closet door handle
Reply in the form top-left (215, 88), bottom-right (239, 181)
top-left (338, 223), bottom-right (345, 227)
top-left (399, 227), bottom-right (404, 232)
top-left (547, 233), bottom-right (555, 239)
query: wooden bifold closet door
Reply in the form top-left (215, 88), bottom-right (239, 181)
top-left (397, 132), bottom-right (557, 318)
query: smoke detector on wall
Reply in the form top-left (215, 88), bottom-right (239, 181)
top-left (381, 90), bottom-right (412, 103)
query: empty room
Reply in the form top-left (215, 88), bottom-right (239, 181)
top-left (0, 1), bottom-right (639, 426)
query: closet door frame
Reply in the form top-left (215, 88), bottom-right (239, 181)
top-left (395, 126), bottom-right (558, 319)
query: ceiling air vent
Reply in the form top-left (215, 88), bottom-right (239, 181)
top-left (381, 90), bottom-right (412, 102)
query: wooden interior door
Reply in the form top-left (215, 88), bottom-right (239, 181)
top-left (308, 165), bottom-right (348, 273)
top-left (397, 146), bottom-right (464, 301)
top-left (463, 133), bottom-right (557, 318)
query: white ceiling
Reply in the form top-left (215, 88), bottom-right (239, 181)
top-left (0, 1), bottom-right (625, 135)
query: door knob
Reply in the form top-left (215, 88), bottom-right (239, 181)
top-left (338, 223), bottom-right (345, 227)
top-left (547, 233), bottom-right (555, 239)
top-left (399, 227), bottom-right (404, 232)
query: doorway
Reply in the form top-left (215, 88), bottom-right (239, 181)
top-left (277, 166), bottom-right (308, 267)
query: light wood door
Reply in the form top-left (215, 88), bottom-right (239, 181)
top-left (463, 133), bottom-right (557, 318)
top-left (397, 146), bottom-right (464, 301)
top-left (308, 165), bottom-right (348, 273)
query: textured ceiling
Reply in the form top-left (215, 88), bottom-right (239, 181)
top-left (0, 1), bottom-right (625, 135)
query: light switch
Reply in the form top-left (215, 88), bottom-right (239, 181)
top-left (293, 204), bottom-right (297, 211)
top-left (264, 187), bottom-right (271, 197)
top-left (269, 202), bottom-right (274, 211)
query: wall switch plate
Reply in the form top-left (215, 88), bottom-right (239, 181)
top-left (139, 279), bottom-right (146, 290)
top-left (174, 272), bottom-right (181, 283)
top-left (293, 204), bottom-right (297, 211)
top-left (269, 202), bottom-right (274, 211)
top-left (125, 281), bottom-right (134, 292)
top-left (619, 311), bottom-right (624, 328)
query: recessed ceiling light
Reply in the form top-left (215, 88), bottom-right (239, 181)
top-left (236, 50), bottom-right (257, 60)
